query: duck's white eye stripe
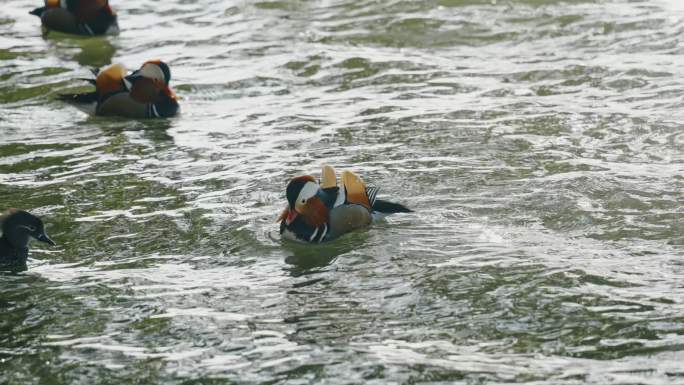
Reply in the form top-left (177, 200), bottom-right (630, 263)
top-left (18, 225), bottom-right (36, 232)
top-left (309, 227), bottom-right (319, 242)
top-left (140, 64), bottom-right (165, 82)
top-left (297, 181), bottom-right (319, 204)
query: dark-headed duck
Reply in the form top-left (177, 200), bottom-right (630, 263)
top-left (0, 209), bottom-right (56, 270)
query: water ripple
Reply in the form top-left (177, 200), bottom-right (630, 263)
top-left (1, 0), bottom-right (683, 383)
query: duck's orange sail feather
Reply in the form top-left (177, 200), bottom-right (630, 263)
top-left (95, 63), bottom-right (127, 97)
top-left (341, 171), bottom-right (371, 210)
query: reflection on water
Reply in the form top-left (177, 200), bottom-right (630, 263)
top-left (1, 0), bottom-right (684, 383)
top-left (43, 34), bottom-right (117, 67)
top-left (282, 235), bottom-right (364, 273)
top-left (72, 38), bottom-right (116, 67)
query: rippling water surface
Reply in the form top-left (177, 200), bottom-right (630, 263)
top-left (1, 0), bottom-right (683, 383)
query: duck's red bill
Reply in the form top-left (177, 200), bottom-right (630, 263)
top-left (164, 86), bottom-right (177, 101)
top-left (285, 210), bottom-right (298, 225)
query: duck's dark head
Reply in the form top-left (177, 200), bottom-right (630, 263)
top-left (278, 175), bottom-right (329, 227)
top-left (1, 209), bottom-right (56, 249)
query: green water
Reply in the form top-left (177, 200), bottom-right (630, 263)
top-left (1, 0), bottom-right (683, 383)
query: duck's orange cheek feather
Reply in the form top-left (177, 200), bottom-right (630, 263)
top-left (130, 79), bottom-right (163, 104)
top-left (301, 199), bottom-right (328, 227)
top-left (164, 86), bottom-right (178, 101)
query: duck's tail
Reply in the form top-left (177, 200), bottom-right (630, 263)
top-left (29, 7), bottom-right (45, 17)
top-left (372, 199), bottom-right (412, 214)
top-left (57, 92), bottom-right (98, 104)
top-left (56, 92), bottom-right (98, 115)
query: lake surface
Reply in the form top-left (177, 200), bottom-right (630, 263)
top-left (1, 0), bottom-right (683, 383)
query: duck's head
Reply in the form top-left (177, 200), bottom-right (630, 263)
top-left (126, 60), bottom-right (170, 86)
top-left (279, 175), bottom-right (328, 226)
top-left (126, 60), bottom-right (176, 100)
top-left (1, 209), bottom-right (56, 249)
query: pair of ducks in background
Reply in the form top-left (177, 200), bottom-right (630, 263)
top-left (32, 0), bottom-right (179, 118)
top-left (3, 1), bottom-right (413, 269)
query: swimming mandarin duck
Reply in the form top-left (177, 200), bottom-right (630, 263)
top-left (30, 0), bottom-right (118, 35)
top-left (0, 209), bottom-right (56, 270)
top-left (279, 165), bottom-right (412, 243)
top-left (58, 60), bottom-right (180, 118)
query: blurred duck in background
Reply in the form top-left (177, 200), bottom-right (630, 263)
top-left (30, 0), bottom-right (118, 36)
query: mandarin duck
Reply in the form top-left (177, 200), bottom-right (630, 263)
top-left (279, 165), bottom-right (412, 243)
top-left (58, 60), bottom-right (180, 118)
top-left (30, 0), bottom-right (118, 36)
top-left (0, 209), bottom-right (56, 270)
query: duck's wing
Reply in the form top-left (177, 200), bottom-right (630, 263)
top-left (95, 63), bottom-right (128, 96)
top-left (341, 172), bottom-right (411, 214)
top-left (341, 171), bottom-right (371, 210)
top-left (320, 165), bottom-right (337, 189)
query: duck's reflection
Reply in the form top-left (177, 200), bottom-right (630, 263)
top-left (284, 248), bottom-right (338, 273)
top-left (72, 37), bottom-right (116, 67)
top-left (282, 232), bottom-right (369, 276)
top-left (44, 34), bottom-right (116, 67)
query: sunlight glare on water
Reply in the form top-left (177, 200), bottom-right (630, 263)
top-left (1, 0), bottom-right (683, 383)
